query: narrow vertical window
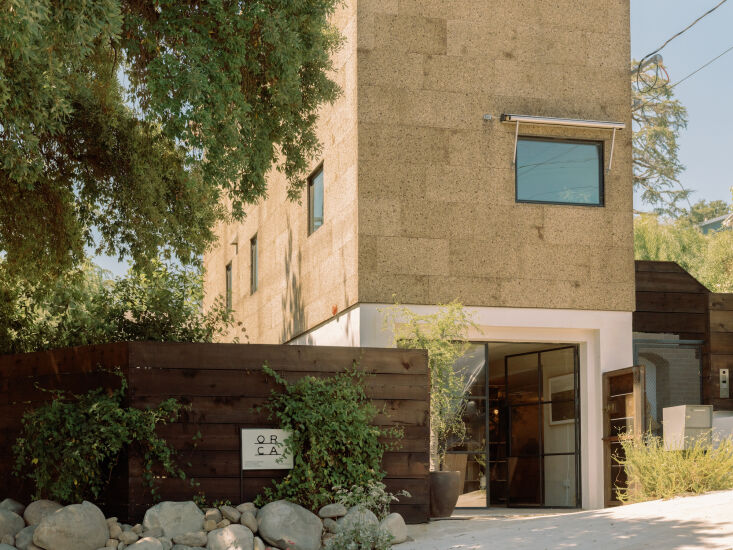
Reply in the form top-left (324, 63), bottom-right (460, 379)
top-left (250, 235), bottom-right (258, 294)
top-left (225, 262), bottom-right (232, 309)
top-left (308, 164), bottom-right (324, 234)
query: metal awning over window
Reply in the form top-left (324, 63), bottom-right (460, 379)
top-left (500, 114), bottom-right (626, 171)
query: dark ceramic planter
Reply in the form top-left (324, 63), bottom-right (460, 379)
top-left (429, 470), bottom-right (461, 518)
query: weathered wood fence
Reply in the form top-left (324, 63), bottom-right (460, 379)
top-left (634, 260), bottom-right (733, 410)
top-left (0, 342), bottom-right (430, 523)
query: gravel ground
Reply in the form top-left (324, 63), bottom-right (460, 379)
top-left (403, 490), bottom-right (733, 550)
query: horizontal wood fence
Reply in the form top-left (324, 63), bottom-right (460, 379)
top-left (0, 342), bottom-right (430, 523)
top-left (634, 260), bottom-right (733, 410)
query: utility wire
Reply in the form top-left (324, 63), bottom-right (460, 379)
top-left (638, 0), bottom-right (729, 67)
top-left (634, 42), bottom-right (733, 112)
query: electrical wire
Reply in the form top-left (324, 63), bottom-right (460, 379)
top-left (634, 42), bottom-right (733, 112)
top-left (637, 0), bottom-right (729, 70)
top-left (635, 0), bottom-right (729, 92)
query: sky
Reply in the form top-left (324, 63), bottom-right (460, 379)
top-left (94, 2), bottom-right (733, 276)
top-left (631, 0), bottom-right (733, 209)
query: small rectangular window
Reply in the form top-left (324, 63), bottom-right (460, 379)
top-left (516, 137), bottom-right (603, 206)
top-left (225, 262), bottom-right (232, 310)
top-left (250, 235), bottom-right (258, 294)
top-left (308, 165), bottom-right (324, 234)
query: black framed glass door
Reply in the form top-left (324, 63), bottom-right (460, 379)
top-left (451, 343), bottom-right (581, 509)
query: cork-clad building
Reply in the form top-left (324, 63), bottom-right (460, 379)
top-left (205, 1), bottom-right (634, 510)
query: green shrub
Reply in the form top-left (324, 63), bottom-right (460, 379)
top-left (255, 364), bottom-right (401, 511)
top-left (334, 482), bottom-right (410, 521)
top-left (324, 522), bottom-right (393, 550)
top-left (616, 432), bottom-right (733, 503)
top-left (13, 370), bottom-right (190, 503)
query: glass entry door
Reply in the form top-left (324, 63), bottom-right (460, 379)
top-left (450, 343), bottom-right (581, 509)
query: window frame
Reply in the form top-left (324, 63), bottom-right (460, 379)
top-left (514, 136), bottom-right (605, 208)
top-left (307, 163), bottom-right (324, 235)
top-left (250, 235), bottom-right (258, 295)
top-left (225, 262), bottom-right (232, 310)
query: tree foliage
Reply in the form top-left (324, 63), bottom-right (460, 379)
top-left (634, 213), bottom-right (733, 293)
top-left (0, 260), bottom-right (241, 354)
top-left (632, 60), bottom-right (689, 216)
top-left (383, 302), bottom-right (475, 470)
top-left (13, 371), bottom-right (189, 503)
top-left (680, 199), bottom-right (732, 226)
top-left (256, 364), bottom-right (400, 511)
top-left (0, 0), bottom-right (342, 281)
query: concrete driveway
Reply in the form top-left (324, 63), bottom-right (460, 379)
top-left (403, 491), bottom-right (733, 550)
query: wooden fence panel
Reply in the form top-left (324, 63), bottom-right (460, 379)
top-left (0, 342), bottom-right (430, 524)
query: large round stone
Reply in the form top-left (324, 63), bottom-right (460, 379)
top-left (23, 500), bottom-right (62, 526)
top-left (257, 501), bottom-right (322, 550)
top-left (0, 509), bottom-right (25, 539)
top-left (0, 498), bottom-right (25, 516)
top-left (142, 502), bottom-right (204, 539)
top-left (33, 501), bottom-right (108, 550)
top-left (15, 525), bottom-right (37, 550)
top-left (206, 524), bottom-right (253, 550)
top-left (128, 537), bottom-right (164, 550)
top-left (379, 512), bottom-right (407, 544)
top-left (337, 505), bottom-right (378, 532)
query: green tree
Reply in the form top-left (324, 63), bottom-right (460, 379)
top-left (632, 60), bottom-right (689, 216)
top-left (634, 213), bottom-right (733, 293)
top-left (680, 199), bottom-right (732, 226)
top-left (0, 0), bottom-right (342, 282)
top-left (0, 260), bottom-right (241, 354)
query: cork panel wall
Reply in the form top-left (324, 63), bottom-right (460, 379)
top-left (357, 0), bottom-right (635, 311)
top-left (203, 1), bottom-right (360, 344)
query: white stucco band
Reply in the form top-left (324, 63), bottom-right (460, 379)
top-left (290, 304), bottom-right (634, 511)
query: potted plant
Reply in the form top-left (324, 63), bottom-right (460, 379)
top-left (383, 301), bottom-right (475, 518)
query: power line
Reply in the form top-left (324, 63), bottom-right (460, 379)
top-left (638, 0), bottom-right (729, 67)
top-left (634, 42), bottom-right (733, 112)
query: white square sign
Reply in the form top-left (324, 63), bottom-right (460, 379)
top-left (241, 428), bottom-right (293, 470)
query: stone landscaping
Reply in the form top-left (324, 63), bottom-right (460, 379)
top-left (0, 497), bottom-right (408, 550)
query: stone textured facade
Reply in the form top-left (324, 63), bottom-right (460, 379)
top-left (204, 0), bottom-right (634, 343)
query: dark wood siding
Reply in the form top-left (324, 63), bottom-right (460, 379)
top-left (0, 342), bottom-right (430, 523)
top-left (634, 260), bottom-right (733, 410)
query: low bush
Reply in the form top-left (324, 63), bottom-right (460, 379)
top-left (334, 482), bottom-right (410, 521)
top-left (324, 522), bottom-right (393, 550)
top-left (13, 370), bottom-right (190, 503)
top-left (255, 364), bottom-right (402, 511)
top-left (616, 432), bottom-right (733, 503)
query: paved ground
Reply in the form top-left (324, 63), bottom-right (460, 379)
top-left (403, 491), bottom-right (733, 550)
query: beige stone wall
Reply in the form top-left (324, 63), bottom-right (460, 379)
top-left (206, 0), bottom-right (634, 343)
top-left (203, 1), bottom-right (359, 343)
top-left (357, 0), bottom-right (634, 311)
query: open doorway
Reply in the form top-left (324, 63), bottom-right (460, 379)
top-left (449, 342), bottom-right (581, 509)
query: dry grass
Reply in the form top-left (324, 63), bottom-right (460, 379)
top-left (616, 432), bottom-right (733, 503)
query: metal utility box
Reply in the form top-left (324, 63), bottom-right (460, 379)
top-left (663, 405), bottom-right (713, 451)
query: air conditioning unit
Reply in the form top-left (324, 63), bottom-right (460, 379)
top-left (663, 405), bottom-right (712, 451)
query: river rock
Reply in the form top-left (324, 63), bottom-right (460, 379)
top-left (15, 525), bottom-right (37, 550)
top-left (0, 509), bottom-right (24, 540)
top-left (0, 543), bottom-right (16, 550)
top-left (0, 498), bottom-right (25, 516)
top-left (235, 504), bottom-right (256, 516)
top-left (219, 506), bottom-right (240, 524)
top-left (379, 513), bottom-right (407, 544)
top-left (128, 537), bottom-right (163, 550)
top-left (120, 530), bottom-right (140, 544)
top-left (317, 504), bottom-right (347, 519)
top-left (33, 501), bottom-right (108, 550)
top-left (337, 506), bottom-right (378, 531)
top-left (204, 509), bottom-right (222, 523)
top-left (171, 531), bottom-right (206, 547)
top-left (24, 500), bottom-right (62, 526)
top-left (158, 537), bottom-right (172, 550)
top-left (257, 500), bottom-right (322, 550)
top-left (110, 523), bottom-right (123, 539)
top-left (253, 536), bottom-right (265, 550)
top-left (0, 534), bottom-right (13, 546)
top-left (143, 502), bottom-right (204, 539)
top-left (239, 511), bottom-right (257, 534)
top-left (215, 520), bottom-right (230, 529)
top-left (143, 527), bottom-right (164, 539)
top-left (322, 518), bottom-right (339, 534)
top-left (206, 524), bottom-right (253, 550)
top-left (204, 520), bottom-right (217, 532)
